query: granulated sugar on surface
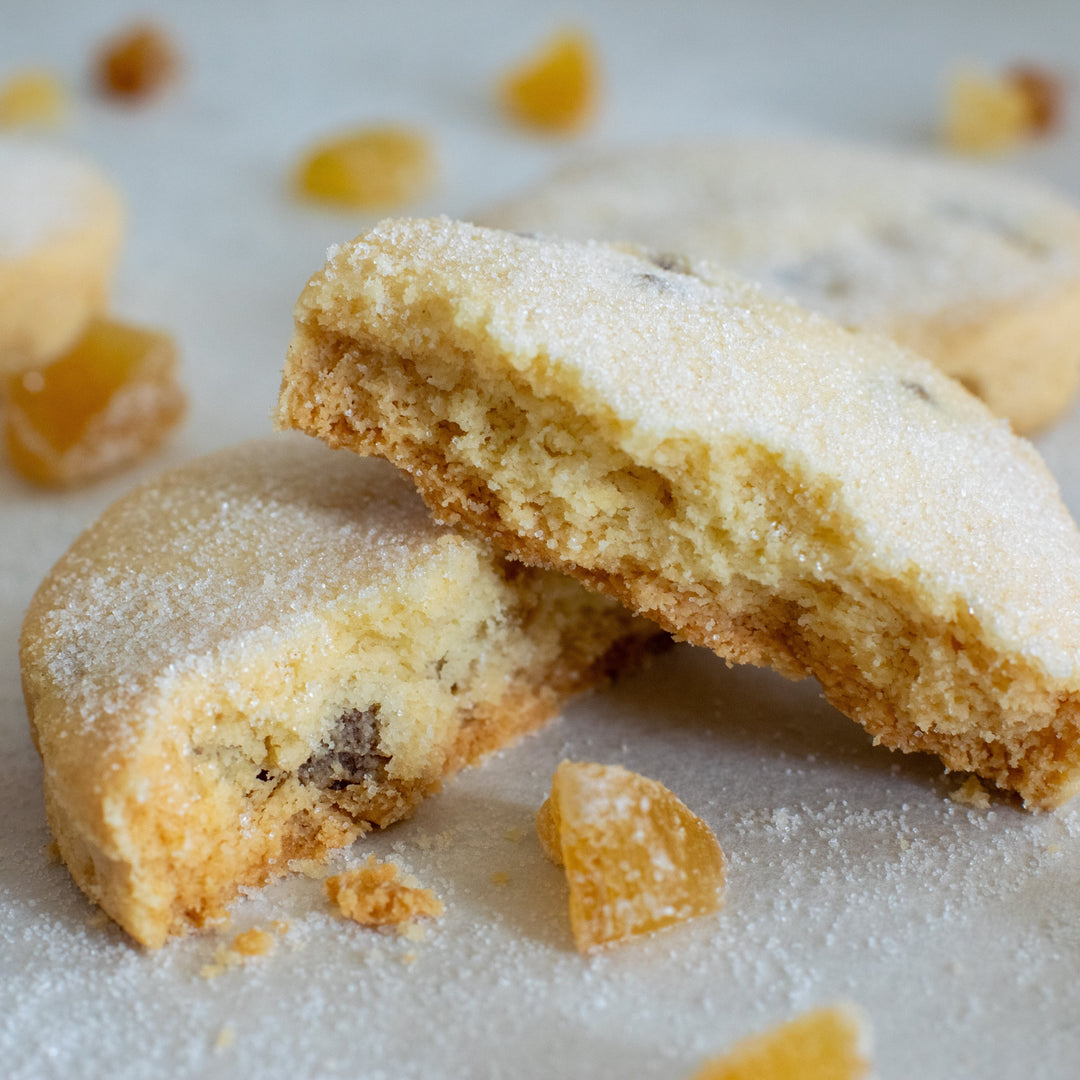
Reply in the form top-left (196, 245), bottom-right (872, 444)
top-left (4, 645), bottom-right (1080, 1078)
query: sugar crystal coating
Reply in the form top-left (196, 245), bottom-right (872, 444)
top-left (540, 761), bottom-right (725, 953)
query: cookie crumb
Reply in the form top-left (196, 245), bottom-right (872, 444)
top-left (213, 1025), bottom-right (235, 1053)
top-left (503, 826), bottom-right (525, 843)
top-left (950, 776), bottom-right (991, 808)
top-left (491, 870), bottom-right (511, 886)
top-left (200, 927), bottom-right (276, 979)
top-left (326, 855), bottom-right (444, 927)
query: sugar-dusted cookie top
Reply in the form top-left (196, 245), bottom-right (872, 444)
top-left (22, 437), bottom-right (465, 743)
top-left (479, 139), bottom-right (1080, 430)
top-left (0, 138), bottom-right (123, 371)
top-left (280, 218), bottom-right (1080, 805)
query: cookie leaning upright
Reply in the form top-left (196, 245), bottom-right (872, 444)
top-left (21, 437), bottom-right (655, 947)
top-left (278, 217), bottom-right (1080, 808)
top-left (480, 139), bottom-right (1080, 432)
top-left (0, 139), bottom-right (123, 373)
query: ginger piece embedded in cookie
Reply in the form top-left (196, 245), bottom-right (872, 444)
top-left (326, 856), bottom-right (443, 927)
top-left (538, 761), bottom-right (725, 953)
top-left (3, 316), bottom-right (185, 487)
top-left (500, 29), bottom-right (597, 134)
top-left (295, 127), bottom-right (434, 211)
top-left (688, 1005), bottom-right (873, 1080)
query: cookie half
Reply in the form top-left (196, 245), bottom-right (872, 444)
top-left (21, 437), bottom-right (656, 947)
top-left (0, 139), bottom-right (124, 374)
top-left (278, 217), bottom-right (1080, 809)
top-left (479, 139), bottom-right (1080, 432)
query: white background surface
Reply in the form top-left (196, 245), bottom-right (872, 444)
top-left (4, 2), bottom-right (1080, 1077)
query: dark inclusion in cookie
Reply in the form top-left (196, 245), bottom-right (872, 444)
top-left (296, 705), bottom-right (391, 789)
top-left (900, 379), bottom-right (938, 407)
top-left (647, 252), bottom-right (695, 276)
top-left (933, 200), bottom-right (1053, 259)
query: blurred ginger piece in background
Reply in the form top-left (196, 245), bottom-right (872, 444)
top-left (0, 71), bottom-right (67, 128)
top-left (687, 1005), bottom-right (873, 1080)
top-left (3, 316), bottom-right (185, 487)
top-left (500, 29), bottom-right (597, 134)
top-left (295, 127), bottom-right (435, 210)
top-left (944, 63), bottom-right (1063, 154)
top-left (96, 22), bottom-right (180, 101)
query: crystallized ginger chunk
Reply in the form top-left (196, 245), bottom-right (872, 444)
top-left (500, 30), bottom-right (597, 134)
top-left (537, 761), bottom-right (724, 953)
top-left (943, 64), bottom-right (1062, 154)
top-left (326, 856), bottom-right (444, 927)
top-left (96, 23), bottom-right (180, 101)
top-left (0, 70), bottom-right (67, 128)
top-left (688, 1005), bottom-right (873, 1080)
top-left (3, 316), bottom-right (185, 487)
top-left (295, 127), bottom-right (434, 210)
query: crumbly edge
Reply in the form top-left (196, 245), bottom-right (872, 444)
top-left (35, 560), bottom-right (658, 948)
top-left (278, 322), bottom-right (1080, 809)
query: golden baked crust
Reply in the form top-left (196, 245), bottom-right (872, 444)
top-left (478, 139), bottom-right (1080, 432)
top-left (278, 217), bottom-right (1080, 809)
top-left (0, 139), bottom-right (123, 373)
top-left (21, 436), bottom-right (657, 947)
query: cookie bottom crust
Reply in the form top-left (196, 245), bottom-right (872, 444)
top-left (279, 326), bottom-right (1080, 810)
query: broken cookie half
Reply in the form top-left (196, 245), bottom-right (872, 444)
top-left (21, 436), bottom-right (657, 947)
top-left (278, 217), bottom-right (1080, 808)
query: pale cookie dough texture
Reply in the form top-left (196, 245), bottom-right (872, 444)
top-left (21, 437), bottom-right (655, 947)
top-left (479, 139), bottom-right (1080, 432)
top-left (0, 138), bottom-right (124, 374)
top-left (279, 218), bottom-right (1080, 809)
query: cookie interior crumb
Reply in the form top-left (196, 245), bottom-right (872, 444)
top-left (326, 855), bottom-right (443, 927)
top-left (949, 775), bottom-right (991, 808)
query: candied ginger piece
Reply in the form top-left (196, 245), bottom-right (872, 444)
top-left (500, 29), bottom-right (597, 134)
top-left (96, 23), bottom-right (179, 101)
top-left (326, 856), bottom-right (444, 927)
top-left (0, 70), bottom-right (66, 128)
top-left (942, 64), bottom-right (1061, 154)
top-left (1008, 64), bottom-right (1064, 133)
top-left (3, 316), bottom-right (185, 488)
top-left (539, 761), bottom-right (725, 953)
top-left (688, 1005), bottom-right (873, 1080)
top-left (295, 127), bottom-right (434, 210)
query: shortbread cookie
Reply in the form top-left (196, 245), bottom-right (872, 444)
top-left (0, 139), bottom-right (124, 373)
top-left (479, 139), bottom-right (1080, 431)
top-left (278, 218), bottom-right (1080, 808)
top-left (21, 437), bottom-right (656, 947)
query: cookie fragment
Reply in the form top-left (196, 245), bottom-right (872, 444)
top-left (279, 217), bottom-right (1080, 808)
top-left (326, 857), bottom-right (443, 926)
top-left (21, 437), bottom-right (657, 946)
